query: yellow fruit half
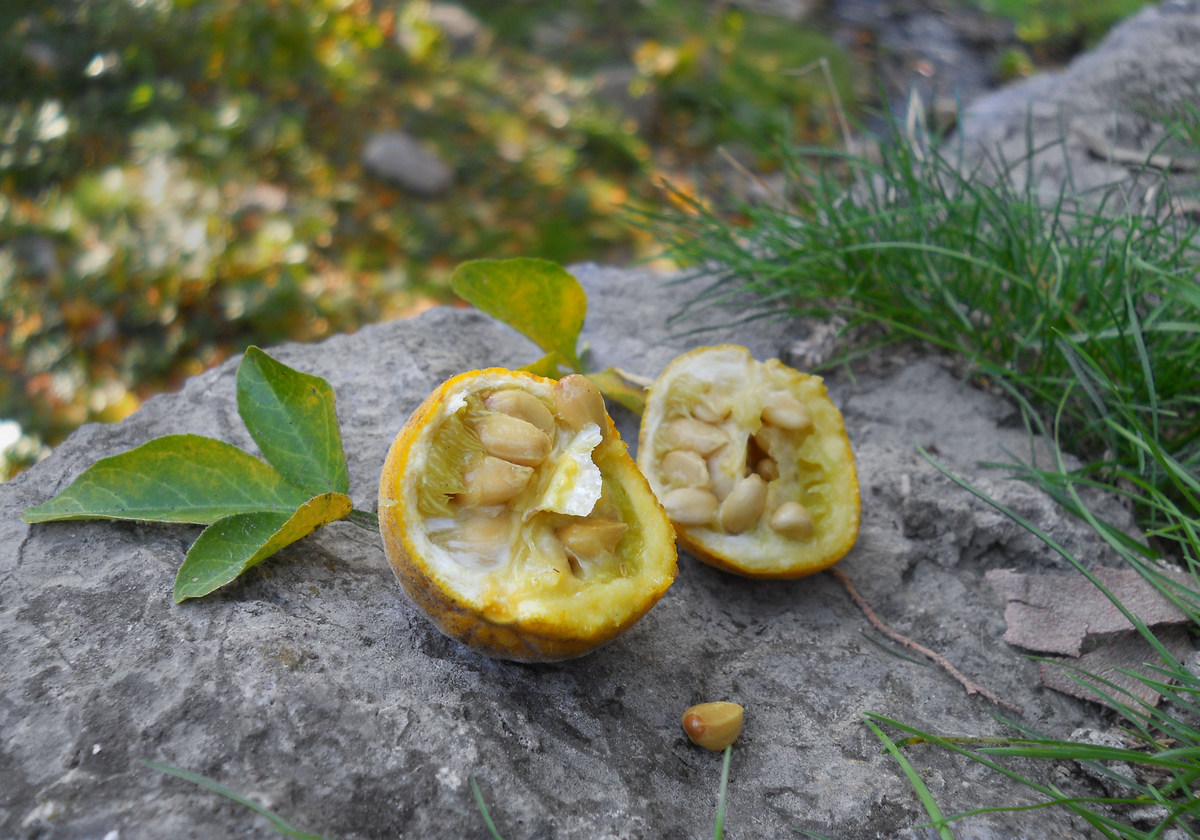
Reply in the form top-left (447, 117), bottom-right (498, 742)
top-left (638, 345), bottom-right (859, 579)
top-left (379, 369), bottom-right (678, 662)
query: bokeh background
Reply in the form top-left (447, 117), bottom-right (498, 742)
top-left (0, 0), bottom-right (1149, 478)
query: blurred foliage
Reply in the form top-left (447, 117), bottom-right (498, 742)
top-left (0, 0), bottom-right (856, 478)
top-left (969, 0), bottom-right (1151, 58)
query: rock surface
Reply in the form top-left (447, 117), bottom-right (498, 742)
top-left (822, 0), bottom-right (1019, 128)
top-left (7, 7), bottom-right (1198, 836)
top-left (3, 260), bottom-right (1148, 839)
top-left (954, 1), bottom-right (1200, 212)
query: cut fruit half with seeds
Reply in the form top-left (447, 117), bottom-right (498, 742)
top-left (638, 345), bottom-right (859, 578)
top-left (379, 369), bottom-right (678, 662)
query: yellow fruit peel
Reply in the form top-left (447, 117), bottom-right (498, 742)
top-left (380, 369), bottom-right (678, 662)
top-left (638, 345), bottom-right (860, 578)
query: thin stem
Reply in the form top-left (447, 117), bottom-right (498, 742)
top-left (347, 509), bottom-right (380, 532)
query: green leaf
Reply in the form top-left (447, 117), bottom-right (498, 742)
top-left (22, 435), bottom-right (311, 525)
top-left (450, 258), bottom-right (587, 370)
top-left (173, 491), bottom-right (353, 601)
top-left (236, 347), bottom-right (350, 496)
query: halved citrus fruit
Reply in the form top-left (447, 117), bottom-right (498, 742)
top-left (379, 369), bottom-right (677, 662)
top-left (638, 345), bottom-right (859, 578)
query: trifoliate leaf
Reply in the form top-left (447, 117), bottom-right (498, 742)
top-left (520, 351), bottom-right (568, 379)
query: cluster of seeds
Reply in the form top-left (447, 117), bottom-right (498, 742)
top-left (656, 383), bottom-right (819, 540)
top-left (442, 374), bottom-right (629, 582)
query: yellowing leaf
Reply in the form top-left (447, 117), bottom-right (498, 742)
top-left (173, 491), bottom-right (354, 601)
top-left (450, 258), bottom-right (586, 370)
top-left (520, 351), bottom-right (568, 379)
top-left (587, 367), bottom-right (647, 415)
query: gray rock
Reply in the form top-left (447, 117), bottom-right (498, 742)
top-left (362, 131), bottom-right (454, 198)
top-left (954, 1), bottom-right (1200, 213)
top-left (395, 3), bottom-right (487, 58)
top-left (822, 0), bottom-right (1019, 130)
top-left (2, 262), bottom-right (1146, 839)
top-left (733, 0), bottom-right (819, 24)
top-left (4, 234), bottom-right (60, 277)
top-left (592, 66), bottom-right (661, 138)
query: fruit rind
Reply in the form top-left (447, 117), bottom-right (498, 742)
top-left (380, 368), bottom-right (677, 662)
top-left (638, 344), bottom-right (860, 579)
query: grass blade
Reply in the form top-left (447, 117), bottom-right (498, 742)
top-left (714, 745), bottom-right (733, 840)
top-left (471, 775), bottom-right (506, 840)
top-left (864, 717), bottom-right (956, 840)
top-left (144, 761), bottom-right (324, 840)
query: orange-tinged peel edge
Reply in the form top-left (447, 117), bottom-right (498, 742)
top-left (379, 368), bottom-right (678, 662)
top-left (638, 345), bottom-right (860, 579)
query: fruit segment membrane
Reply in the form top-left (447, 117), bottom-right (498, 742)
top-left (639, 345), bottom-right (859, 578)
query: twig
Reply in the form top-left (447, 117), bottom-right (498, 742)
top-left (785, 57), bottom-right (853, 153)
top-left (715, 146), bottom-right (794, 213)
top-left (1074, 126), bottom-right (1200, 173)
top-left (827, 566), bottom-right (1024, 715)
top-left (783, 56), bottom-right (868, 199)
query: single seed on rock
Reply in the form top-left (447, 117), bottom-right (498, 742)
top-left (769, 500), bottom-right (815, 539)
top-left (661, 487), bottom-right (719, 525)
top-left (553, 374), bottom-right (607, 433)
top-left (557, 519), bottom-right (629, 561)
top-left (476, 414), bottom-right (552, 467)
top-left (755, 457), bottom-right (780, 481)
top-left (485, 389), bottom-right (556, 436)
top-left (459, 457), bottom-right (535, 506)
top-left (681, 701), bottom-right (744, 751)
top-left (665, 417), bottom-right (726, 455)
top-left (719, 474), bottom-right (767, 534)
top-left (661, 449), bottom-right (710, 488)
top-left (761, 391), bottom-right (814, 433)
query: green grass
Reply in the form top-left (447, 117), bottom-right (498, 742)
top-left (150, 756), bottom-right (738, 838)
top-left (145, 761), bottom-right (325, 839)
top-left (967, 0), bottom-right (1152, 55)
top-left (646, 106), bottom-right (1200, 836)
top-left (647, 109), bottom-right (1200, 513)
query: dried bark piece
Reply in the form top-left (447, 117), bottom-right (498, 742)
top-left (987, 567), bottom-right (1196, 708)
top-left (1039, 627), bottom-right (1193, 707)
top-left (986, 567), bottom-right (1193, 656)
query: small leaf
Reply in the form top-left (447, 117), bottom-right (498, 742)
top-left (586, 367), bottom-right (647, 415)
top-left (22, 435), bottom-right (311, 525)
top-left (237, 347), bottom-right (350, 496)
top-left (173, 491), bottom-right (353, 601)
top-left (451, 258), bottom-right (586, 370)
